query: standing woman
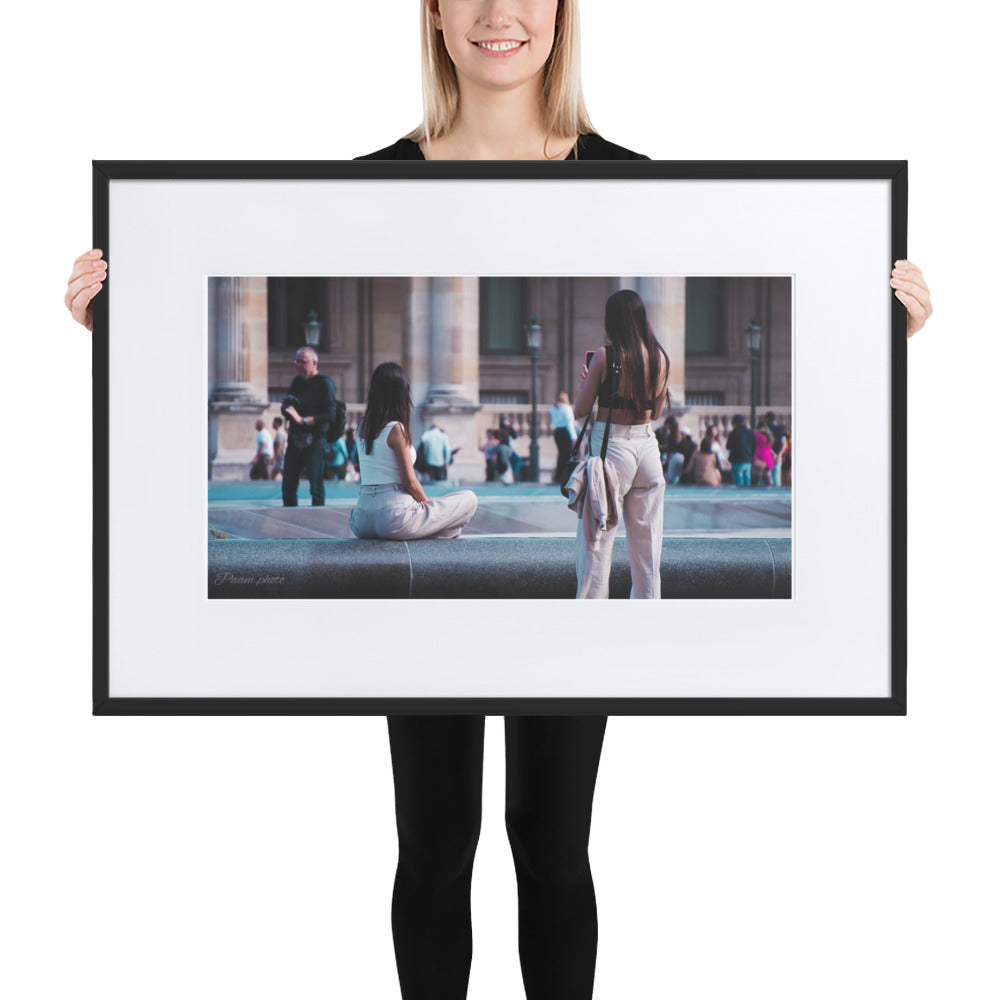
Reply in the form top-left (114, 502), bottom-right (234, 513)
top-left (350, 363), bottom-right (478, 541)
top-left (573, 289), bottom-right (670, 599)
top-left (357, 5), bottom-right (644, 999)
top-left (550, 390), bottom-right (579, 486)
top-left (62, 4), bottom-right (934, 999)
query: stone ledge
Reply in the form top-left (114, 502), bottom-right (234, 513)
top-left (208, 537), bottom-right (790, 599)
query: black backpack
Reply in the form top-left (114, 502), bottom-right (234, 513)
top-left (325, 399), bottom-right (347, 444)
top-left (322, 376), bottom-right (346, 444)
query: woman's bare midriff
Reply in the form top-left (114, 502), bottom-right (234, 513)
top-left (595, 406), bottom-right (653, 426)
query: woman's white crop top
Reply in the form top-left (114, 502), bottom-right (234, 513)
top-left (358, 422), bottom-right (417, 485)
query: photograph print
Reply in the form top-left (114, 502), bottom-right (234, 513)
top-left (207, 274), bottom-right (792, 601)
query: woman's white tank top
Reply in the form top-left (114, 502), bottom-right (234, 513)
top-left (358, 422), bottom-right (416, 485)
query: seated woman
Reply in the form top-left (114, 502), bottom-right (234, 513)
top-left (349, 362), bottom-right (478, 541)
top-left (690, 436), bottom-right (723, 486)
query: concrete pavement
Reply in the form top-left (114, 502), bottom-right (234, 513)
top-left (208, 480), bottom-right (791, 540)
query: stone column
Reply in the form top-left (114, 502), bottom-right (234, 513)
top-left (619, 277), bottom-right (685, 406)
top-left (271, 278), bottom-right (287, 349)
top-left (208, 277), bottom-right (269, 480)
top-left (325, 279), bottom-right (344, 351)
top-left (410, 277), bottom-right (482, 483)
top-left (406, 277), bottom-right (432, 414)
top-left (426, 277), bottom-right (479, 405)
top-left (212, 278), bottom-right (251, 398)
top-left (638, 276), bottom-right (685, 406)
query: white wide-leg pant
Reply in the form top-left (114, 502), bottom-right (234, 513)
top-left (575, 422), bottom-right (665, 599)
top-left (349, 483), bottom-right (478, 541)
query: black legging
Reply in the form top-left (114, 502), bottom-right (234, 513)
top-left (387, 714), bottom-right (607, 1000)
top-left (554, 426), bottom-right (574, 485)
top-left (281, 436), bottom-right (325, 506)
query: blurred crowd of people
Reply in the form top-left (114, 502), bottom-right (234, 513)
top-left (479, 416), bottom-right (521, 483)
top-left (655, 411), bottom-right (790, 487)
top-left (249, 416), bottom-right (288, 481)
top-left (250, 416), bottom-right (359, 484)
top-left (250, 405), bottom-right (790, 489)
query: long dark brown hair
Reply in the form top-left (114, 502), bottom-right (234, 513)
top-left (359, 362), bottom-right (413, 455)
top-left (604, 289), bottom-right (670, 412)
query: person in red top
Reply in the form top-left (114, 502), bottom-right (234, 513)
top-left (754, 420), bottom-right (776, 486)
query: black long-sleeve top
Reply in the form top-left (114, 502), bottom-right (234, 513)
top-left (283, 374), bottom-right (337, 436)
top-left (727, 425), bottom-right (755, 464)
top-left (356, 133), bottom-right (649, 161)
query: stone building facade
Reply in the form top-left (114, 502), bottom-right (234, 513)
top-left (208, 276), bottom-right (792, 481)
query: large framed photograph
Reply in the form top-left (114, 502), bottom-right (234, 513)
top-left (93, 160), bottom-right (906, 715)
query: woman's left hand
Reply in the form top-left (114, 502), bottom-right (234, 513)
top-left (890, 260), bottom-right (933, 338)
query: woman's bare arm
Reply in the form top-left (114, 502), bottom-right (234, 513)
top-left (573, 347), bottom-right (605, 419)
top-left (387, 423), bottom-right (429, 503)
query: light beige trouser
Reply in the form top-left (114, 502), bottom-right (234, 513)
top-left (349, 483), bottom-right (478, 540)
top-left (576, 422), bottom-right (665, 599)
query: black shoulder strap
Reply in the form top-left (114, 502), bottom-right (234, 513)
top-left (600, 345), bottom-right (622, 460)
top-left (570, 346), bottom-right (623, 464)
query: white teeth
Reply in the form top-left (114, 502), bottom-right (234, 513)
top-left (477, 40), bottom-right (524, 52)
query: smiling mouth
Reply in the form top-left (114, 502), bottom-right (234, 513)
top-left (472, 39), bottom-right (528, 53)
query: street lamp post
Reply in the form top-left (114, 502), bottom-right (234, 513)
top-left (303, 309), bottom-right (322, 348)
top-left (745, 316), bottom-right (763, 442)
top-left (524, 315), bottom-right (543, 483)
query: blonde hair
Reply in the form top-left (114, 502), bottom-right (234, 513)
top-left (405, 0), bottom-right (596, 154)
top-left (556, 390), bottom-right (570, 405)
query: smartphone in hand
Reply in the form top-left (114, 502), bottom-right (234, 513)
top-left (585, 350), bottom-right (595, 369)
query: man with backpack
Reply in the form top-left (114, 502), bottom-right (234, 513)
top-left (280, 346), bottom-right (343, 507)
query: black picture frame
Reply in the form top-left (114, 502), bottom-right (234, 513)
top-left (93, 159), bottom-right (907, 717)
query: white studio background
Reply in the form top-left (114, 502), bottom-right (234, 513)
top-left (1, 1), bottom-right (996, 999)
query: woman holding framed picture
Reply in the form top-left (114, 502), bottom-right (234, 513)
top-left (64, 3), bottom-right (933, 999)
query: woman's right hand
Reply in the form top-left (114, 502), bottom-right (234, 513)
top-left (64, 250), bottom-right (107, 331)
